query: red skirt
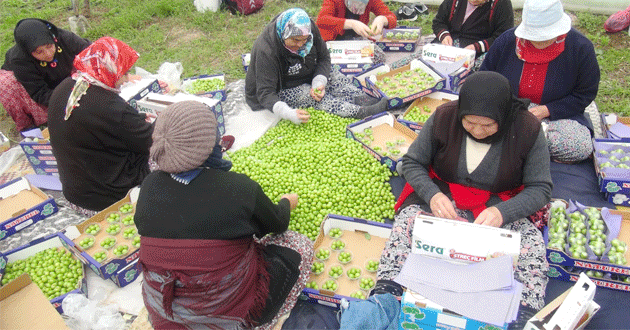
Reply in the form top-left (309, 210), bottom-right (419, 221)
top-left (0, 70), bottom-right (48, 131)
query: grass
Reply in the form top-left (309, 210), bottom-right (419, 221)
top-left (0, 0), bottom-right (629, 141)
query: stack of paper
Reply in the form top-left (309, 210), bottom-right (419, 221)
top-left (394, 254), bottom-right (522, 327)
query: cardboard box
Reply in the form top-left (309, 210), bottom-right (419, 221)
top-left (58, 188), bottom-right (141, 280)
top-left (399, 290), bottom-right (507, 330)
top-left (397, 91), bottom-right (459, 133)
top-left (109, 259), bottom-right (142, 288)
top-left (592, 139), bottom-right (630, 194)
top-left (0, 177), bottom-right (59, 241)
top-left (600, 113), bottom-right (630, 139)
top-left (412, 214), bottom-right (521, 264)
top-left (0, 233), bottom-right (87, 314)
top-left (376, 26), bottom-right (421, 52)
top-left (364, 59), bottom-right (447, 109)
top-left (301, 214), bottom-right (392, 309)
top-left (525, 273), bottom-right (599, 330)
top-left (0, 131), bottom-right (9, 153)
top-left (327, 40), bottom-right (375, 76)
top-left (242, 53), bottom-right (250, 72)
top-left (606, 192), bottom-right (630, 206)
top-left (346, 112), bottom-right (418, 172)
top-left (421, 44), bottom-right (475, 92)
top-left (0, 273), bottom-right (70, 329)
top-left (544, 208), bottom-right (630, 291)
top-left (135, 92), bottom-right (226, 135)
top-left (120, 78), bottom-right (162, 110)
top-left (351, 63), bottom-right (391, 98)
top-left (19, 128), bottom-right (58, 176)
top-left (182, 74), bottom-right (227, 102)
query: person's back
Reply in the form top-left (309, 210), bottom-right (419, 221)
top-left (48, 77), bottom-right (152, 211)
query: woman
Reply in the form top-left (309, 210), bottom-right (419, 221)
top-left (0, 18), bottom-right (90, 131)
top-left (376, 72), bottom-right (552, 329)
top-left (432, 0), bottom-right (514, 69)
top-left (245, 8), bottom-right (387, 123)
top-left (316, 0), bottom-right (396, 64)
top-left (47, 37), bottom-right (152, 216)
top-left (480, 0), bottom-right (599, 163)
top-left (135, 100), bottom-right (313, 330)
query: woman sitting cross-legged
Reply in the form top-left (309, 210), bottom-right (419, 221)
top-left (135, 100), bottom-right (314, 330)
top-left (246, 7), bottom-right (387, 123)
top-left (375, 72), bottom-right (552, 330)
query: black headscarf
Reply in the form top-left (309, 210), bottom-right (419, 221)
top-left (14, 19), bottom-right (56, 55)
top-left (457, 71), bottom-right (530, 143)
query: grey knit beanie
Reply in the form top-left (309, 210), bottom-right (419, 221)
top-left (150, 100), bottom-right (217, 173)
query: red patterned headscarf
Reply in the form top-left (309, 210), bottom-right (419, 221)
top-left (65, 37), bottom-right (139, 119)
top-left (73, 36), bottom-right (139, 89)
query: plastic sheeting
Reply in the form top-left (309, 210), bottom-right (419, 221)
top-left (391, 0), bottom-right (628, 15)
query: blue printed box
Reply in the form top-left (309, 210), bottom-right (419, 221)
top-left (347, 112), bottom-right (417, 172)
top-left (110, 259), bottom-right (142, 288)
top-left (0, 233), bottom-right (88, 314)
top-left (58, 191), bottom-right (140, 280)
top-left (121, 78), bottom-right (162, 110)
top-left (547, 264), bottom-right (630, 292)
top-left (593, 139), bottom-right (630, 194)
top-left (327, 40), bottom-right (375, 77)
top-left (376, 26), bottom-right (421, 52)
top-left (397, 91), bottom-right (459, 134)
top-left (364, 59), bottom-right (447, 109)
top-left (300, 214), bottom-right (392, 309)
top-left (0, 177), bottom-right (58, 241)
top-left (399, 290), bottom-right (508, 330)
top-left (351, 63), bottom-right (391, 98)
top-left (19, 128), bottom-right (58, 176)
top-left (182, 74), bottom-right (227, 102)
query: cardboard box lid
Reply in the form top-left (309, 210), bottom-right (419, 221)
top-left (0, 273), bottom-right (69, 330)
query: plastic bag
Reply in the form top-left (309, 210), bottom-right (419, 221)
top-left (62, 293), bottom-right (126, 330)
top-left (135, 62), bottom-right (184, 94)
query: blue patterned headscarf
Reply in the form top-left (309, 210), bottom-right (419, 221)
top-left (275, 8), bottom-right (313, 58)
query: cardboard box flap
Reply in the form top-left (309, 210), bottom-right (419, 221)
top-left (0, 274), bottom-right (70, 330)
top-left (0, 177), bottom-right (31, 199)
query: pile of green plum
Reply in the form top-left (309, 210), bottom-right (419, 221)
top-left (329, 265), bottom-right (344, 278)
top-left (228, 109), bottom-right (396, 241)
top-left (119, 203), bottom-right (134, 214)
top-left (123, 228), bottom-right (137, 239)
top-left (0, 247), bottom-right (82, 300)
top-left (106, 224), bottom-right (121, 235)
top-left (84, 223), bottom-right (101, 235)
top-left (347, 267), bottom-right (361, 279)
top-left (404, 105), bottom-right (432, 123)
top-left (359, 277), bottom-right (375, 291)
top-left (311, 261), bottom-right (325, 275)
top-left (100, 237), bottom-right (116, 249)
top-left (132, 235), bottom-right (141, 249)
top-left (548, 206), bottom-right (628, 266)
top-left (331, 240), bottom-right (345, 251)
top-left (122, 215), bottom-right (135, 226)
top-left (597, 148), bottom-right (630, 169)
top-left (306, 281), bottom-right (319, 290)
top-left (106, 212), bottom-right (121, 224)
top-left (338, 251), bottom-right (352, 264)
top-left (112, 245), bottom-right (129, 257)
top-left (186, 78), bottom-right (225, 95)
top-left (384, 30), bottom-right (420, 41)
top-left (329, 227), bottom-right (343, 238)
top-left (373, 68), bottom-right (436, 98)
top-left (93, 250), bottom-right (108, 263)
top-left (78, 236), bottom-right (95, 249)
top-left (365, 260), bottom-right (379, 272)
top-left (321, 279), bottom-right (338, 291)
top-left (350, 291), bottom-right (366, 299)
top-left (316, 248), bottom-right (331, 261)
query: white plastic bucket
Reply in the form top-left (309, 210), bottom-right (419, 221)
top-left (194, 0), bottom-right (221, 13)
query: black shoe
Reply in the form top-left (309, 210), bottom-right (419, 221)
top-left (396, 5), bottom-right (418, 22)
top-left (354, 98), bottom-right (388, 119)
top-left (353, 94), bottom-right (381, 106)
top-left (369, 279), bottom-right (404, 298)
top-left (414, 3), bottom-right (429, 15)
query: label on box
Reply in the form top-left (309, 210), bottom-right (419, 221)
top-left (422, 44), bottom-right (476, 69)
top-left (412, 214), bottom-right (521, 264)
top-left (327, 40), bottom-right (374, 62)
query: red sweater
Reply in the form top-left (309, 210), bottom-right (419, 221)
top-left (316, 0), bottom-right (397, 41)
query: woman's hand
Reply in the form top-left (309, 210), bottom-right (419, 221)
top-left (347, 19), bottom-right (372, 38)
top-left (295, 109), bottom-right (311, 123)
top-left (281, 193), bottom-right (299, 210)
top-left (529, 105), bottom-right (550, 121)
top-left (441, 35), bottom-right (453, 46)
top-left (464, 44), bottom-right (475, 51)
top-left (429, 192), bottom-right (458, 219)
top-left (474, 207), bottom-right (503, 227)
top-left (370, 16), bottom-right (389, 36)
top-left (310, 86), bottom-right (325, 102)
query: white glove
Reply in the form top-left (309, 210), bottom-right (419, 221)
top-left (311, 75), bottom-right (328, 91)
top-left (273, 101), bottom-right (302, 124)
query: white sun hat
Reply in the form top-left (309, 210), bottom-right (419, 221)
top-left (515, 0), bottom-right (572, 41)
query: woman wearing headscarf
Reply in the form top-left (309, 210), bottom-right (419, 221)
top-left (135, 100), bottom-right (313, 330)
top-left (47, 37), bottom-right (153, 216)
top-left (245, 8), bottom-right (387, 123)
top-left (316, 0), bottom-right (397, 64)
top-left (480, 0), bottom-right (600, 163)
top-left (0, 18), bottom-right (90, 131)
top-left (374, 72), bottom-right (552, 329)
